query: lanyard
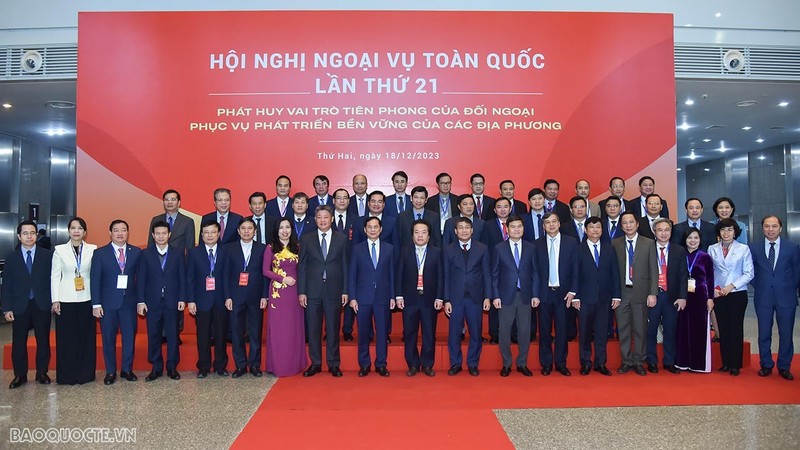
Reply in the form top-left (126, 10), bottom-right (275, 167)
top-left (294, 219), bottom-right (306, 236)
top-left (415, 247), bottom-right (427, 275)
top-left (440, 195), bottom-right (450, 216)
top-left (73, 242), bottom-right (83, 276)
top-left (160, 249), bottom-right (168, 271)
top-left (687, 251), bottom-right (699, 275)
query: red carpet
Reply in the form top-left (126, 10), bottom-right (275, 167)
top-left (231, 355), bottom-right (799, 449)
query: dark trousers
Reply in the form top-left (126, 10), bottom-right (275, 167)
top-left (755, 298), bottom-right (796, 371)
top-left (402, 293), bottom-right (438, 369)
top-left (146, 300), bottom-right (180, 372)
top-left (55, 301), bottom-right (96, 384)
top-left (498, 292), bottom-right (531, 367)
top-left (715, 290), bottom-right (747, 369)
top-left (356, 302), bottom-right (389, 368)
top-left (538, 289), bottom-right (568, 369)
top-left (566, 306), bottom-right (578, 340)
top-left (99, 304), bottom-right (137, 374)
top-left (230, 302), bottom-right (264, 370)
top-left (11, 299), bottom-right (51, 377)
top-left (195, 305), bottom-right (229, 372)
top-left (307, 289), bottom-right (342, 368)
top-left (342, 304), bottom-right (355, 335)
top-left (488, 302), bottom-right (499, 339)
top-left (647, 291), bottom-right (678, 366)
top-left (578, 301), bottom-right (610, 368)
top-left (447, 299), bottom-right (483, 368)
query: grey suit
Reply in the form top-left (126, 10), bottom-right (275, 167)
top-left (148, 212), bottom-right (196, 255)
top-left (612, 234), bottom-right (658, 367)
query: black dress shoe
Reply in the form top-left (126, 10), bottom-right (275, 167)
top-left (329, 366), bottom-right (343, 377)
top-left (468, 367), bottom-right (480, 376)
top-left (145, 371), bottom-right (162, 382)
top-left (232, 368), bottom-right (247, 378)
top-left (779, 369), bottom-right (794, 381)
top-left (35, 373), bottom-right (51, 385)
top-left (358, 367), bottom-right (370, 377)
top-left (376, 367), bottom-right (390, 377)
top-left (120, 371), bottom-right (138, 381)
top-left (423, 367), bottom-right (435, 377)
top-left (758, 367), bottom-right (773, 377)
top-left (216, 369), bottom-right (229, 377)
top-left (448, 365), bottom-right (462, 376)
top-left (489, 337), bottom-right (499, 345)
top-left (406, 367), bottom-right (419, 377)
top-left (167, 369), bottom-right (181, 380)
top-left (718, 365), bottom-right (730, 372)
top-left (302, 365), bottom-right (321, 377)
top-left (664, 365), bottom-right (680, 374)
top-left (617, 365), bottom-right (630, 374)
top-left (541, 366), bottom-right (552, 376)
top-left (103, 373), bottom-right (116, 385)
top-left (595, 366), bottom-right (613, 376)
top-left (580, 365), bottom-right (591, 376)
top-left (250, 368), bottom-right (263, 378)
top-left (386, 337), bottom-right (392, 344)
top-left (517, 366), bottom-right (533, 377)
top-left (730, 368), bottom-right (740, 376)
top-left (647, 363), bottom-right (659, 374)
top-left (197, 370), bottom-right (209, 379)
top-left (9, 376), bottom-right (27, 389)
top-left (633, 365), bottom-right (647, 376)
top-left (343, 333), bottom-right (354, 342)
top-left (556, 366), bottom-right (571, 376)
top-left (500, 366), bottom-right (511, 377)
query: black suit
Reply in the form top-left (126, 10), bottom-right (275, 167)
top-left (396, 245), bottom-right (443, 370)
top-left (671, 220), bottom-right (717, 252)
top-left (630, 196), bottom-right (671, 220)
top-left (291, 215), bottom-right (317, 238)
top-left (574, 241), bottom-right (620, 368)
top-left (334, 212), bottom-right (359, 337)
top-left (599, 197), bottom-right (636, 219)
top-left (1, 245), bottom-right (52, 377)
top-left (348, 194), bottom-right (369, 218)
top-left (472, 195), bottom-right (495, 221)
top-left (396, 209), bottom-right (441, 249)
top-left (425, 193), bottom-right (459, 232)
top-left (223, 241), bottom-right (268, 371)
top-left (637, 216), bottom-right (658, 240)
top-left (199, 212), bottom-right (243, 245)
top-left (247, 214), bottom-right (276, 246)
top-left (186, 243), bottom-right (229, 373)
top-left (483, 218), bottom-right (510, 340)
top-left (646, 243), bottom-right (688, 367)
top-left (545, 200), bottom-right (572, 225)
top-left (149, 212), bottom-right (196, 254)
top-left (486, 198), bottom-right (527, 220)
top-left (298, 229), bottom-right (349, 368)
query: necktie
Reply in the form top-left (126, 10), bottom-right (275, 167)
top-left (416, 213), bottom-right (422, 220)
top-left (610, 220), bottom-right (617, 236)
top-left (691, 221), bottom-right (698, 229)
top-left (768, 242), bottom-right (776, 270)
top-left (321, 233), bottom-right (328, 260)
top-left (659, 246), bottom-right (668, 290)
top-left (546, 201), bottom-right (553, 212)
top-left (593, 244), bottom-right (600, 267)
top-left (167, 216), bottom-right (174, 230)
top-left (476, 196), bottom-right (482, 216)
top-left (358, 197), bottom-right (365, 216)
top-left (548, 237), bottom-right (558, 286)
top-left (514, 242), bottom-right (521, 288)
top-left (398, 196), bottom-right (404, 212)
top-left (337, 214), bottom-right (344, 232)
top-left (371, 242), bottom-right (378, 269)
top-left (117, 247), bottom-right (126, 272)
top-left (536, 213), bottom-right (543, 238)
top-left (255, 217), bottom-right (262, 243)
top-left (462, 243), bottom-right (469, 265)
top-left (627, 239), bottom-right (634, 282)
top-left (208, 248), bottom-right (215, 274)
top-left (280, 199), bottom-right (287, 216)
top-left (577, 222), bottom-right (584, 241)
top-left (319, 197), bottom-right (325, 206)
top-left (501, 222), bottom-right (509, 240)
top-left (25, 249), bottom-right (33, 274)
top-left (218, 215), bottom-right (225, 241)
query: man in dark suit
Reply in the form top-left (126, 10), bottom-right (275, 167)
top-left (186, 221), bottom-right (230, 378)
top-left (750, 215), bottom-right (799, 381)
top-left (599, 176), bottom-right (632, 217)
top-left (353, 191), bottom-right (397, 246)
top-left (496, 179), bottom-right (528, 217)
top-left (470, 173), bottom-right (495, 221)
top-left (671, 198), bottom-right (717, 251)
top-left (442, 217), bottom-right (491, 376)
top-left (612, 211), bottom-right (659, 376)
top-left (348, 216), bottom-right (396, 377)
top-left (425, 172), bottom-right (459, 234)
top-left (492, 215), bottom-right (539, 377)
top-left (398, 186), bottom-right (441, 249)
top-left (148, 189), bottom-right (195, 254)
top-left (443, 194), bottom-right (485, 248)
top-left (2, 220), bottom-right (53, 388)
top-left (602, 196), bottom-right (626, 242)
top-left (137, 220), bottom-right (186, 381)
top-left (223, 218), bottom-right (268, 378)
top-left (332, 189), bottom-right (358, 341)
top-left (543, 179), bottom-right (572, 224)
top-left (646, 218), bottom-right (688, 374)
top-left (636, 194), bottom-right (664, 240)
top-left (36, 229), bottom-right (52, 250)
top-left (266, 175), bottom-right (293, 219)
top-left (199, 187), bottom-right (243, 245)
top-left (523, 188), bottom-right (546, 243)
top-left (533, 213), bottom-right (579, 376)
top-left (91, 219), bottom-right (142, 385)
top-left (384, 170), bottom-right (409, 219)
top-left (630, 176), bottom-right (670, 219)
top-left (483, 197), bottom-right (513, 344)
top-left (573, 217), bottom-right (620, 376)
top-left (298, 205), bottom-right (349, 377)
top-left (307, 175), bottom-right (333, 213)
top-left (575, 179), bottom-right (601, 218)
top-left (396, 219), bottom-right (444, 376)
top-left (247, 191), bottom-right (275, 246)
top-left (348, 174), bottom-right (369, 218)
top-left (290, 192), bottom-right (317, 238)
top-left (561, 196), bottom-right (589, 244)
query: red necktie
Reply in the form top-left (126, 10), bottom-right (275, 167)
top-left (659, 246), bottom-right (667, 290)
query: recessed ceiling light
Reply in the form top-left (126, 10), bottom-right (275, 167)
top-left (736, 100), bottom-right (758, 107)
top-left (45, 100), bottom-right (76, 109)
top-left (758, 155), bottom-right (766, 160)
top-left (678, 122), bottom-right (691, 131)
top-left (741, 126), bottom-right (752, 130)
top-left (702, 138), bottom-right (711, 142)
top-left (685, 99), bottom-right (695, 106)
top-left (778, 101), bottom-right (789, 107)
top-left (42, 128), bottom-right (69, 136)
top-left (704, 168), bottom-right (711, 172)
top-left (715, 12), bottom-right (722, 18)
top-left (685, 24), bottom-right (693, 27)
top-left (1, 103), bottom-right (11, 109)
top-left (677, 167), bottom-right (683, 171)
top-left (719, 141), bottom-right (727, 152)
top-left (689, 151), bottom-right (698, 160)
top-left (756, 138), bottom-right (765, 143)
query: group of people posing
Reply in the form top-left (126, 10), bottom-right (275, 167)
top-left (2, 171), bottom-right (796, 388)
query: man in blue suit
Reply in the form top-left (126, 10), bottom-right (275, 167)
top-left (353, 191), bottom-right (398, 246)
top-left (398, 186), bottom-right (442, 249)
top-left (266, 175), bottom-right (293, 219)
top-left (137, 220), bottom-right (187, 381)
top-left (2, 220), bottom-right (53, 388)
top-left (533, 212), bottom-right (579, 376)
top-left (484, 197), bottom-right (513, 344)
top-left (491, 215), bottom-right (539, 377)
top-left (384, 170), bottom-right (409, 219)
top-left (602, 196), bottom-right (626, 242)
top-left (671, 198), bottom-right (717, 251)
top-left (290, 192), bottom-right (317, 238)
top-left (223, 218), bottom-right (268, 378)
top-left (442, 217), bottom-right (491, 376)
top-left (349, 216), bottom-right (396, 377)
top-left (307, 175), bottom-right (333, 213)
top-left (199, 187), bottom-right (243, 244)
top-left (522, 188), bottom-right (546, 243)
top-left (573, 217), bottom-right (620, 376)
top-left (186, 221), bottom-right (230, 378)
top-left (442, 194), bottom-right (485, 248)
top-left (751, 215), bottom-right (799, 381)
top-left (91, 219), bottom-right (142, 385)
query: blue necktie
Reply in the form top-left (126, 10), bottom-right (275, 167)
top-left (208, 248), bottom-right (215, 274)
top-left (514, 242), bottom-right (521, 289)
top-left (371, 242), bottom-right (378, 269)
top-left (627, 239), bottom-right (635, 282)
top-left (593, 243), bottom-right (600, 267)
top-left (610, 220), bottom-right (617, 237)
top-left (26, 250), bottom-right (33, 299)
top-left (548, 238), bottom-right (558, 286)
top-left (168, 216), bottom-right (174, 230)
top-left (398, 196), bottom-right (404, 212)
top-left (577, 222), bottom-right (584, 241)
top-left (321, 233), bottom-right (328, 280)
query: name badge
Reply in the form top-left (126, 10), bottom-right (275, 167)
top-left (417, 274), bottom-right (424, 291)
top-left (658, 272), bottom-right (667, 288)
top-left (205, 276), bottom-right (216, 291)
top-left (687, 278), bottom-right (696, 293)
top-left (239, 272), bottom-right (250, 286)
top-left (74, 276), bottom-right (85, 291)
top-left (117, 274), bottom-right (128, 289)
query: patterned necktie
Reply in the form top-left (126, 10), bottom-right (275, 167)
top-left (337, 214), bottom-right (344, 232)
top-left (117, 247), bottom-right (126, 272)
top-left (627, 239), bottom-right (635, 283)
top-left (358, 197), bottom-right (365, 216)
top-left (768, 242), bottom-right (776, 270)
top-left (218, 215), bottom-right (225, 241)
top-left (255, 217), bottom-right (262, 243)
top-left (536, 213), bottom-right (543, 238)
top-left (371, 242), bottom-right (378, 269)
top-left (593, 244), bottom-right (600, 267)
top-left (514, 242), bottom-right (521, 288)
top-left (320, 233), bottom-right (328, 260)
top-left (398, 196), bottom-right (404, 212)
top-left (462, 243), bottom-right (469, 265)
top-left (610, 220), bottom-right (617, 237)
top-left (501, 222), bottom-right (509, 241)
top-left (659, 246), bottom-right (668, 290)
top-left (476, 196), bottom-right (483, 216)
top-left (208, 248), bottom-right (215, 274)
